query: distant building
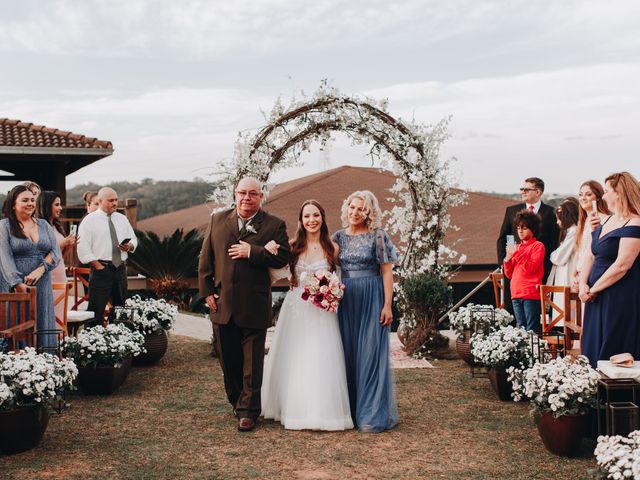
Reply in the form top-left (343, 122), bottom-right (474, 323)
top-left (138, 166), bottom-right (519, 303)
top-left (0, 118), bottom-right (113, 201)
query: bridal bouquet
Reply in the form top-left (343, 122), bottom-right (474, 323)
top-left (300, 270), bottom-right (345, 313)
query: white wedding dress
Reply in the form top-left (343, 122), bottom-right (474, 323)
top-left (261, 259), bottom-right (354, 430)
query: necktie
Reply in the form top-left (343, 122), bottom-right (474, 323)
top-left (239, 218), bottom-right (247, 237)
top-left (108, 214), bottom-right (122, 268)
top-left (529, 205), bottom-right (535, 213)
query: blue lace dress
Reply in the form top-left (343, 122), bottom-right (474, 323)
top-left (0, 218), bottom-right (61, 349)
top-left (333, 228), bottom-right (399, 432)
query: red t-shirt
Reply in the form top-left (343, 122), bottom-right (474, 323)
top-left (503, 238), bottom-right (545, 300)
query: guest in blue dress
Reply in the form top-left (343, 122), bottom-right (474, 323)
top-left (580, 172), bottom-right (640, 368)
top-left (0, 185), bottom-right (61, 350)
top-left (333, 190), bottom-right (399, 433)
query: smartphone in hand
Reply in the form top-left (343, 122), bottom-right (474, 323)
top-left (119, 237), bottom-right (131, 246)
top-left (506, 235), bottom-right (515, 247)
top-left (70, 224), bottom-right (77, 236)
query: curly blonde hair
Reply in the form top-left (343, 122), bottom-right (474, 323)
top-left (340, 190), bottom-right (382, 231)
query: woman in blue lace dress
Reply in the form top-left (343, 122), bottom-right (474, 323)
top-left (333, 190), bottom-right (399, 433)
top-left (0, 185), bottom-right (61, 350)
top-left (581, 172), bottom-right (640, 368)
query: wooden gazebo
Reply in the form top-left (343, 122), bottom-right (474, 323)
top-left (0, 118), bottom-right (113, 202)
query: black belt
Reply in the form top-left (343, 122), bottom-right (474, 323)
top-left (97, 260), bottom-right (125, 267)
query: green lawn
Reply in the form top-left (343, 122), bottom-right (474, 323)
top-left (2, 336), bottom-right (597, 479)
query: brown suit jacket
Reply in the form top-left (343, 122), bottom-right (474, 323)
top-left (198, 208), bottom-right (290, 330)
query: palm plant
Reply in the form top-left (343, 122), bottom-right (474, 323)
top-left (129, 228), bottom-right (203, 307)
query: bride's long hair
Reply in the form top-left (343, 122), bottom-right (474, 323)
top-left (289, 200), bottom-right (338, 286)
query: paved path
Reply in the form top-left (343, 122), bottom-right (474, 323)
top-left (171, 312), bottom-right (433, 369)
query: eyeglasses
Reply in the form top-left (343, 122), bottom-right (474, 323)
top-left (519, 188), bottom-right (538, 193)
top-left (235, 190), bottom-right (261, 198)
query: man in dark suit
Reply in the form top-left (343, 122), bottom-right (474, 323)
top-left (496, 177), bottom-right (560, 311)
top-left (198, 177), bottom-right (290, 431)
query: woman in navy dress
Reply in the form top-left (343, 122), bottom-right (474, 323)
top-left (333, 190), bottom-right (399, 433)
top-left (581, 172), bottom-right (640, 368)
top-left (0, 185), bottom-right (61, 350)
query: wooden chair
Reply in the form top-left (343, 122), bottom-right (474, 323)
top-left (52, 282), bottom-right (70, 336)
top-left (539, 285), bottom-right (583, 356)
top-left (490, 272), bottom-right (505, 309)
top-left (0, 289), bottom-right (37, 352)
top-left (71, 267), bottom-right (91, 311)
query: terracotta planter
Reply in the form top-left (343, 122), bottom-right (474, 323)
top-left (0, 405), bottom-right (49, 454)
top-left (537, 411), bottom-right (588, 456)
top-left (77, 357), bottom-right (132, 395)
top-left (133, 330), bottom-right (168, 366)
top-left (487, 368), bottom-right (514, 401)
top-left (455, 329), bottom-right (474, 365)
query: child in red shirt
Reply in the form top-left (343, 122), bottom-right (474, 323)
top-left (503, 210), bottom-right (545, 331)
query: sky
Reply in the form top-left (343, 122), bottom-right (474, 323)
top-left (0, 0), bottom-right (639, 194)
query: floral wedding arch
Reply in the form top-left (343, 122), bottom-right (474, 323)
top-left (211, 83), bottom-right (465, 354)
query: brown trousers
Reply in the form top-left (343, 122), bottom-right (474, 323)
top-left (213, 317), bottom-right (266, 419)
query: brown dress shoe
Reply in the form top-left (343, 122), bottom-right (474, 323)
top-left (238, 417), bottom-right (255, 432)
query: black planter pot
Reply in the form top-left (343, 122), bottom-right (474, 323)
top-left (488, 368), bottom-right (514, 401)
top-left (0, 405), bottom-right (49, 454)
top-left (133, 330), bottom-right (168, 366)
top-left (77, 357), bottom-right (132, 395)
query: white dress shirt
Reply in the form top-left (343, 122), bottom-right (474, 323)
top-left (77, 209), bottom-right (138, 264)
top-left (526, 200), bottom-right (542, 214)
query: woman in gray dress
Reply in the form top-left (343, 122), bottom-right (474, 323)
top-left (0, 185), bottom-right (61, 350)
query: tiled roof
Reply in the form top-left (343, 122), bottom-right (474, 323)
top-left (137, 166), bottom-right (519, 266)
top-left (0, 118), bottom-right (112, 149)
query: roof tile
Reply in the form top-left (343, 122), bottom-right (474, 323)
top-left (0, 118), bottom-right (112, 149)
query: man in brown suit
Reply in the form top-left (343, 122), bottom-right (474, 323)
top-left (198, 177), bottom-right (290, 431)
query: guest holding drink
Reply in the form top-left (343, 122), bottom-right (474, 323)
top-left (333, 191), bottom-right (399, 433)
top-left (37, 191), bottom-right (79, 321)
top-left (573, 180), bottom-right (610, 290)
top-left (581, 172), bottom-right (640, 368)
top-left (503, 210), bottom-right (545, 332)
top-left (547, 198), bottom-right (579, 323)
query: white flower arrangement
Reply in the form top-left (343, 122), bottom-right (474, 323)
top-left (115, 295), bottom-right (178, 335)
top-left (508, 355), bottom-right (599, 416)
top-left (594, 430), bottom-right (640, 479)
top-left (448, 303), bottom-right (513, 335)
top-left (0, 347), bottom-right (77, 411)
top-left (470, 325), bottom-right (535, 370)
top-left (62, 323), bottom-right (145, 368)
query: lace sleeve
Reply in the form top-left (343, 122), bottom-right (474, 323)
top-left (375, 229), bottom-right (398, 265)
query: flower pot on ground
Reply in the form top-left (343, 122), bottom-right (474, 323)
top-left (0, 348), bottom-right (77, 454)
top-left (470, 326), bottom-right (536, 401)
top-left (455, 329), bottom-right (474, 365)
top-left (509, 355), bottom-right (599, 456)
top-left (536, 411), bottom-right (589, 456)
top-left (487, 368), bottom-right (513, 401)
top-left (115, 295), bottom-right (178, 366)
top-left (62, 324), bottom-right (144, 395)
top-left (0, 405), bottom-right (49, 454)
top-left (134, 330), bottom-right (168, 366)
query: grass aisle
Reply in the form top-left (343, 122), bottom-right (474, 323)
top-left (2, 336), bottom-right (596, 479)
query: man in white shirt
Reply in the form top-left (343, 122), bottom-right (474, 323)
top-left (77, 187), bottom-right (137, 327)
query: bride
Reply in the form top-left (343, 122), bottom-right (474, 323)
top-left (261, 200), bottom-right (353, 430)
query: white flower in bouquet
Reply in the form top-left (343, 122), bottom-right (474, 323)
top-left (508, 355), bottom-right (599, 415)
top-left (470, 325), bottom-right (535, 370)
top-left (595, 430), bottom-right (640, 479)
top-left (115, 295), bottom-right (179, 335)
top-left (62, 323), bottom-right (146, 367)
top-left (0, 347), bottom-right (77, 411)
top-left (448, 303), bottom-right (513, 335)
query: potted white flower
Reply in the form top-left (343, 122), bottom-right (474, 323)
top-left (115, 295), bottom-right (178, 366)
top-left (508, 355), bottom-right (599, 456)
top-left (470, 325), bottom-right (535, 400)
top-left (62, 323), bottom-right (145, 395)
top-left (449, 304), bottom-right (513, 365)
top-left (0, 348), bottom-right (77, 454)
top-left (594, 430), bottom-right (640, 479)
